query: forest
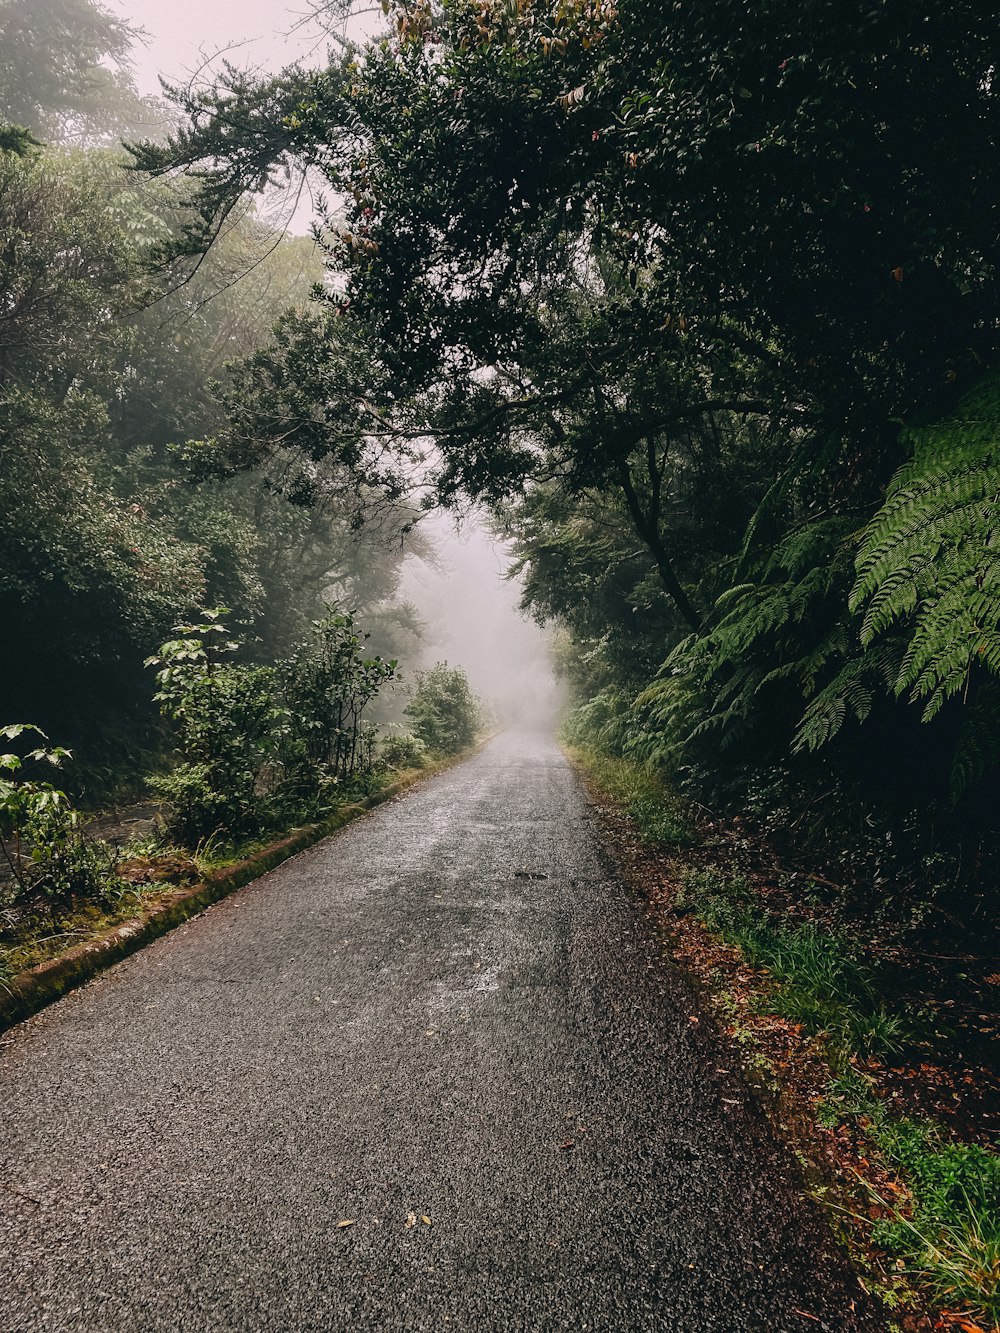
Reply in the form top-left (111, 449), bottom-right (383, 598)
top-left (130, 0), bottom-right (1000, 912)
top-left (2, 0), bottom-right (999, 1328)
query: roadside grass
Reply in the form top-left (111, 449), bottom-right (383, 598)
top-left (568, 741), bottom-right (1000, 1331)
top-left (681, 865), bottom-right (1000, 1327)
top-left (1, 752), bottom-right (447, 998)
top-left (566, 747), bottom-right (692, 845)
top-left (821, 1071), bottom-right (1000, 1326)
top-left (677, 867), bottom-right (912, 1064)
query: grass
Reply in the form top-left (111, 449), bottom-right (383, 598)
top-left (821, 1071), bottom-right (1000, 1326)
top-left (567, 748), bottom-right (693, 845)
top-left (677, 867), bottom-right (911, 1064)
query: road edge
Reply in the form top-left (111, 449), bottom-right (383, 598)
top-left (0, 737), bottom-right (493, 1035)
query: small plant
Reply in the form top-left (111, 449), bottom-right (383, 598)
top-left (0, 724), bottom-right (112, 901)
top-left (378, 729), bottom-right (429, 771)
top-left (404, 662), bottom-right (480, 757)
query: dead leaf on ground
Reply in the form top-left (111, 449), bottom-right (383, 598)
top-left (336, 1219), bottom-right (355, 1229)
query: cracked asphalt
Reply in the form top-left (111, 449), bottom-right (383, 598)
top-left (0, 731), bottom-right (885, 1332)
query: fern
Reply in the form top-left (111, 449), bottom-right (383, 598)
top-left (793, 645), bottom-right (902, 752)
top-left (630, 517), bottom-right (863, 760)
top-left (851, 372), bottom-right (1000, 718)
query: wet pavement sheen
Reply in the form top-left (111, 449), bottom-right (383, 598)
top-left (0, 731), bottom-right (885, 1332)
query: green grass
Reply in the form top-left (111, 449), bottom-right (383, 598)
top-left (677, 867), bottom-right (911, 1063)
top-left (567, 748), bottom-right (692, 845)
top-left (822, 1071), bottom-right (1000, 1326)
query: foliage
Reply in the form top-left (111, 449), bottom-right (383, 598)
top-left (0, 0), bottom-right (134, 141)
top-left (377, 730), bottom-right (429, 771)
top-left (146, 612), bottom-right (282, 841)
top-left (0, 133), bottom-right (420, 794)
top-left (852, 373), bottom-right (1000, 729)
top-left (404, 663), bottom-right (481, 757)
top-left (0, 724), bottom-right (117, 900)
top-left (147, 608), bottom-right (399, 841)
top-left (822, 1072), bottom-right (1000, 1325)
top-left (279, 608), bottom-right (397, 795)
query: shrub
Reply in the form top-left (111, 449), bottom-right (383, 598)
top-left (146, 611), bottom-right (283, 841)
top-left (0, 723), bottom-right (115, 901)
top-left (404, 662), bottom-right (480, 756)
top-left (378, 730), bottom-right (429, 770)
top-left (279, 608), bottom-right (396, 795)
top-left (147, 607), bottom-right (398, 842)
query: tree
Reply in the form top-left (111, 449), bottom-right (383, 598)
top-left (0, 0), bottom-right (167, 144)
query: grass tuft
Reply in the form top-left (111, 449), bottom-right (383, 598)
top-left (823, 1071), bottom-right (1000, 1326)
top-left (567, 749), bottom-right (692, 845)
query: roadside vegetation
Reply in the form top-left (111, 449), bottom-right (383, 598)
top-left (571, 743), bottom-right (999, 1331)
top-left (0, 646), bottom-right (481, 986)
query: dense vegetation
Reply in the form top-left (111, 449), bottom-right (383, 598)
top-left (139, 0), bottom-right (1000, 922)
top-left (0, 0), bottom-right (435, 803)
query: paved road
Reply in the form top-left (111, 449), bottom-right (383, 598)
top-left (0, 732), bottom-right (883, 1332)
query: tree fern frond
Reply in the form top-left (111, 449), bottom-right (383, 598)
top-left (851, 370), bottom-right (1000, 713)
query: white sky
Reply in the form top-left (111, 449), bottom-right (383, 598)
top-left (114, 1), bottom-right (333, 99)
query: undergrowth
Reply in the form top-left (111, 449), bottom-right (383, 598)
top-left (566, 747), bottom-right (692, 845)
top-left (677, 867), bottom-right (912, 1063)
top-left (822, 1071), bottom-right (1000, 1326)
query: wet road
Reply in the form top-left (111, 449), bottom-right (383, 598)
top-left (0, 732), bottom-right (883, 1332)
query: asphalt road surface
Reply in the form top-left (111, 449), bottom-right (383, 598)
top-left (0, 731), bottom-right (885, 1332)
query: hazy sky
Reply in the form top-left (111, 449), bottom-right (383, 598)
top-left (114, 1), bottom-right (334, 98)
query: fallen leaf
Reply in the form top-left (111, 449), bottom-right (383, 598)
top-left (404, 1212), bottom-right (417, 1228)
top-left (558, 1139), bottom-right (575, 1151)
top-left (421, 1215), bottom-right (432, 1226)
top-left (337, 1219), bottom-right (355, 1229)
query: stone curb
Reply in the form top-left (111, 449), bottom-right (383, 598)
top-left (0, 743), bottom-right (486, 1036)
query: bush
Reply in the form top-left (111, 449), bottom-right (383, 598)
top-left (146, 612), bottom-right (283, 842)
top-left (279, 608), bottom-right (396, 796)
top-left (0, 723), bottom-right (117, 901)
top-left (147, 607), bottom-right (398, 842)
top-left (378, 730), bottom-right (429, 770)
top-left (404, 662), bottom-right (480, 756)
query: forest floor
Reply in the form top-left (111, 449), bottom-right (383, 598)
top-left (568, 746), bottom-right (1000, 1333)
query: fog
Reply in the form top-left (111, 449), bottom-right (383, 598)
top-left (117, 1), bottom-right (334, 99)
top-left (401, 514), bottom-right (560, 732)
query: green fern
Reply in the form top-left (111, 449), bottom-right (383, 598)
top-left (793, 644), bottom-right (901, 752)
top-left (629, 517), bottom-right (863, 759)
top-left (851, 372), bottom-right (1000, 719)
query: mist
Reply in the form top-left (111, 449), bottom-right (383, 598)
top-left (400, 514), bottom-right (560, 733)
top-left (110, 0), bottom-right (560, 732)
